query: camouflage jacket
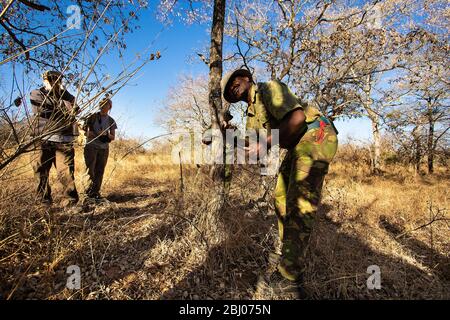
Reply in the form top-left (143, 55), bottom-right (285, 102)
top-left (246, 80), bottom-right (322, 133)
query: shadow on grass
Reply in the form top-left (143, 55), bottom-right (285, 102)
top-left (158, 198), bottom-right (275, 300)
top-left (157, 154), bottom-right (450, 300)
top-left (379, 216), bottom-right (450, 281)
top-left (158, 199), bottom-right (450, 300)
top-left (303, 203), bottom-right (450, 299)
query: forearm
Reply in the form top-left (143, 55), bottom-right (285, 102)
top-left (30, 91), bottom-right (45, 115)
top-left (278, 123), bottom-right (304, 148)
top-left (108, 129), bottom-right (115, 141)
top-left (270, 109), bottom-right (306, 149)
top-left (73, 103), bottom-right (80, 115)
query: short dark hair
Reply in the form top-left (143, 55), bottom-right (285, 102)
top-left (99, 97), bottom-right (112, 108)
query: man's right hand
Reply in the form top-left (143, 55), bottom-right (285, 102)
top-left (14, 97), bottom-right (22, 107)
top-left (99, 135), bottom-right (111, 143)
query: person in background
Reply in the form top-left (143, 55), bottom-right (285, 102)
top-left (83, 97), bottom-right (117, 200)
top-left (29, 70), bottom-right (80, 206)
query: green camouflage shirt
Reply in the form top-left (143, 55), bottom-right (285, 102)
top-left (246, 80), bottom-right (322, 131)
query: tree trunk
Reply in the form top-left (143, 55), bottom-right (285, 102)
top-left (363, 75), bottom-right (381, 174)
top-left (415, 143), bottom-right (421, 173)
top-left (412, 126), bottom-right (421, 174)
top-left (427, 106), bottom-right (434, 174)
top-left (209, 0), bottom-right (225, 130)
top-left (208, 0), bottom-right (228, 202)
top-left (367, 109), bottom-right (381, 174)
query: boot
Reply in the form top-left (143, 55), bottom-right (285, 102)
top-left (265, 271), bottom-right (308, 300)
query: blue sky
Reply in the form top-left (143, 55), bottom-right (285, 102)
top-left (1, 5), bottom-right (374, 144)
top-left (100, 10), bottom-right (209, 140)
top-left (100, 9), bottom-right (374, 144)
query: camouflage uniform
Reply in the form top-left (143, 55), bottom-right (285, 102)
top-left (246, 80), bottom-right (338, 281)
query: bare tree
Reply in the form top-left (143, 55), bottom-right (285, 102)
top-left (0, 0), bottom-right (147, 71)
top-left (387, 32), bottom-right (449, 174)
top-left (158, 74), bottom-right (210, 131)
top-left (226, 0), bottom-right (446, 174)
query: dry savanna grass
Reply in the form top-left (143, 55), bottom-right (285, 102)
top-left (0, 140), bottom-right (449, 300)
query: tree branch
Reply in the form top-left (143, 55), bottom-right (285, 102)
top-left (0, 20), bottom-right (29, 59)
top-left (17, 0), bottom-right (50, 11)
top-left (0, 0), bottom-right (16, 20)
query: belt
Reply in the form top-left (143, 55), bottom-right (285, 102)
top-left (45, 135), bottom-right (76, 143)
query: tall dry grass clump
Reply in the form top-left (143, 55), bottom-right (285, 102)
top-left (0, 139), bottom-right (448, 299)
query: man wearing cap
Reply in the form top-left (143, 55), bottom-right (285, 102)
top-left (29, 70), bottom-right (80, 206)
top-left (83, 97), bottom-right (117, 200)
top-left (221, 69), bottom-right (338, 298)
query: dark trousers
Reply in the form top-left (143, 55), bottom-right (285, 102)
top-left (84, 144), bottom-right (109, 197)
top-left (31, 141), bottom-right (79, 202)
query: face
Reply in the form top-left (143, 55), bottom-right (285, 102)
top-left (227, 76), bottom-right (251, 102)
top-left (100, 101), bottom-right (112, 114)
top-left (43, 77), bottom-right (62, 91)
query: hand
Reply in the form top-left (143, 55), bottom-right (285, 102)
top-left (14, 96), bottom-right (22, 107)
top-left (244, 142), bottom-right (266, 160)
top-left (99, 135), bottom-right (111, 143)
top-left (221, 120), bottom-right (236, 130)
top-left (201, 138), bottom-right (212, 146)
top-left (243, 133), bottom-right (272, 160)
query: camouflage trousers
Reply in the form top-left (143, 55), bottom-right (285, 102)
top-left (274, 123), bottom-right (338, 281)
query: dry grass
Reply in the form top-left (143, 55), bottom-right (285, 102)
top-left (0, 142), bottom-right (449, 300)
